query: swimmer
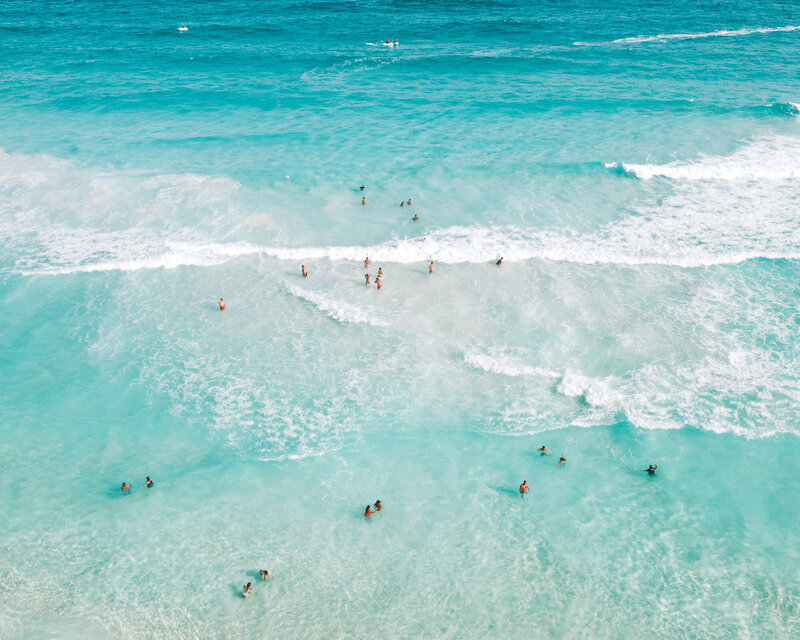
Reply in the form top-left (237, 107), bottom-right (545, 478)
top-left (496, 257), bottom-right (503, 266)
top-left (142, 476), bottom-right (154, 488)
top-left (218, 298), bottom-right (225, 311)
top-left (259, 569), bottom-right (273, 581)
top-left (359, 185), bottom-right (366, 191)
top-left (376, 277), bottom-right (382, 290)
top-left (407, 199), bottom-right (412, 206)
top-left (412, 214), bottom-right (419, 221)
top-left (364, 505), bottom-right (373, 518)
top-left (362, 197), bottom-right (366, 206)
top-left (364, 257), bottom-right (370, 268)
top-left (377, 267), bottom-right (383, 276)
top-left (519, 480), bottom-right (529, 496)
top-left (643, 464), bottom-right (658, 475)
top-left (538, 446), bottom-right (550, 455)
top-left (301, 265), bottom-right (308, 278)
top-left (429, 261), bottom-right (434, 273)
top-left (365, 273), bottom-right (371, 285)
top-left (121, 482), bottom-right (131, 492)
top-left (394, 38), bottom-right (398, 44)
top-left (242, 582), bottom-right (253, 598)
top-left (374, 500), bottom-right (382, 512)
top-left (558, 456), bottom-right (566, 467)
top-left (400, 201), bottom-right (404, 207)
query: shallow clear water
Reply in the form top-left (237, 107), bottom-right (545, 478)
top-left (1, 1), bottom-right (799, 637)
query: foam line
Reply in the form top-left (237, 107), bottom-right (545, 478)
top-left (575, 24), bottom-right (800, 46)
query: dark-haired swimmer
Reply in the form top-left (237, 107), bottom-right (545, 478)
top-left (538, 446), bottom-right (550, 455)
top-left (519, 480), bottom-right (530, 496)
top-left (643, 464), bottom-right (658, 475)
top-left (558, 456), bottom-right (566, 467)
top-left (374, 500), bottom-right (382, 512)
top-left (364, 505), bottom-right (373, 518)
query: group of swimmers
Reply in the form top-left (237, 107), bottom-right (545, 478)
top-left (357, 185), bottom-right (418, 221)
top-left (242, 569), bottom-right (274, 598)
top-left (120, 476), bottom-right (154, 492)
top-left (364, 499), bottom-right (382, 518)
top-left (519, 447), bottom-right (658, 495)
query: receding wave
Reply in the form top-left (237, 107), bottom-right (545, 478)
top-left (575, 24), bottom-right (800, 46)
top-left (285, 283), bottom-right (388, 327)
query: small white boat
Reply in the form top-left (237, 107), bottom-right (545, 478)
top-left (178, 25), bottom-right (188, 32)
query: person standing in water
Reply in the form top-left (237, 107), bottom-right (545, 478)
top-left (360, 185), bottom-right (365, 191)
top-left (364, 505), bottom-right (373, 518)
top-left (142, 476), bottom-right (154, 487)
top-left (373, 500), bottom-right (382, 512)
top-left (496, 257), bottom-right (503, 266)
top-left (362, 197), bottom-right (366, 206)
top-left (538, 446), bottom-right (550, 455)
top-left (400, 201), bottom-right (404, 207)
top-left (558, 456), bottom-right (566, 467)
top-left (412, 214), bottom-right (419, 221)
top-left (377, 267), bottom-right (383, 277)
top-left (407, 198), bottom-right (412, 206)
top-left (121, 482), bottom-right (131, 492)
top-left (428, 261), bottom-right (434, 274)
top-left (259, 569), bottom-right (273, 581)
top-left (301, 265), bottom-right (308, 278)
top-left (643, 464), bottom-right (658, 475)
top-left (365, 273), bottom-right (371, 285)
top-left (376, 277), bottom-right (382, 290)
top-left (242, 582), bottom-right (254, 598)
top-left (218, 298), bottom-right (225, 311)
top-left (364, 257), bottom-right (370, 268)
top-left (519, 480), bottom-right (530, 496)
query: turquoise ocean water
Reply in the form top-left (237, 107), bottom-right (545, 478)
top-left (1, 0), bottom-right (799, 637)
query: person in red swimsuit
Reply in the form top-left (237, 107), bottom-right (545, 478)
top-left (219, 298), bottom-right (226, 311)
top-left (364, 505), bottom-right (373, 518)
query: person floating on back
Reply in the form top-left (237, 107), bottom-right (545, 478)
top-left (260, 569), bottom-right (273, 581)
top-left (364, 505), bottom-right (373, 518)
top-left (519, 480), bottom-right (530, 496)
top-left (121, 482), bottom-right (131, 492)
top-left (301, 265), bottom-right (308, 278)
top-left (428, 261), bottom-right (434, 274)
top-left (558, 456), bottom-right (566, 467)
top-left (374, 500), bottom-right (382, 512)
top-left (538, 446), bottom-right (550, 455)
top-left (242, 582), bottom-right (254, 598)
top-left (142, 476), bottom-right (154, 488)
top-left (218, 298), bottom-right (225, 311)
top-left (412, 214), bottom-right (419, 221)
top-left (643, 464), bottom-right (658, 475)
top-left (496, 257), bottom-right (503, 266)
top-left (365, 273), bottom-right (371, 285)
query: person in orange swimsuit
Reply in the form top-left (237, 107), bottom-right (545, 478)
top-left (364, 505), bottom-right (373, 518)
top-left (376, 277), bottom-right (382, 290)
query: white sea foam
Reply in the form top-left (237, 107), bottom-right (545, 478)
top-left (285, 283), bottom-right (388, 327)
top-left (557, 372), bottom-right (618, 408)
top-left (463, 350), bottom-right (559, 378)
top-left (575, 24), bottom-right (800, 46)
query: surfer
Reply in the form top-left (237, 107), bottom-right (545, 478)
top-left (538, 446), bottom-right (550, 455)
top-left (429, 261), bottom-right (434, 274)
top-left (374, 500), bottom-right (382, 512)
top-left (301, 265), bottom-right (308, 278)
top-left (519, 480), bottom-right (529, 496)
top-left (121, 482), bottom-right (131, 492)
top-left (558, 456), bottom-right (566, 467)
top-left (259, 569), bottom-right (273, 581)
top-left (412, 214), bottom-right (419, 221)
top-left (365, 273), bottom-right (371, 285)
top-left (142, 476), bottom-right (154, 488)
top-left (643, 464), bottom-right (658, 475)
top-left (219, 298), bottom-right (225, 311)
top-left (242, 583), bottom-right (253, 598)
top-left (496, 257), bottom-right (503, 266)
top-left (364, 505), bottom-right (373, 518)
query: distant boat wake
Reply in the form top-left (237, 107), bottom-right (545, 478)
top-left (574, 24), bottom-right (800, 46)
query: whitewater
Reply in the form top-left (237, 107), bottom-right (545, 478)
top-left (0, 1), bottom-right (798, 638)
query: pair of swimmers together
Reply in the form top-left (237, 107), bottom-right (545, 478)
top-left (120, 477), bottom-right (154, 492)
top-left (364, 500), bottom-right (382, 517)
top-left (242, 570), bottom-right (273, 598)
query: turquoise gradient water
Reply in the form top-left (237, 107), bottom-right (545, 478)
top-left (1, 1), bottom-right (799, 637)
